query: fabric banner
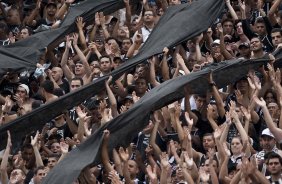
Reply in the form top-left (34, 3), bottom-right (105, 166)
top-left (0, 0), bottom-right (136, 76)
top-left (0, 0), bottom-right (225, 150)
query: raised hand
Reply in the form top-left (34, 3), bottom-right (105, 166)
top-left (60, 141), bottom-right (69, 154)
top-left (31, 131), bottom-right (40, 147)
top-left (160, 152), bottom-right (170, 169)
top-left (76, 17), bottom-right (85, 30)
top-left (118, 147), bottom-right (129, 162)
top-left (253, 96), bottom-right (266, 107)
top-left (72, 33), bottom-right (79, 46)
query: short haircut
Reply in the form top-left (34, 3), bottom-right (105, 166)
top-left (265, 152), bottom-right (282, 165)
top-left (99, 55), bottom-right (112, 63)
top-left (142, 8), bottom-right (157, 17)
top-left (34, 166), bottom-right (45, 175)
top-left (48, 153), bottom-right (60, 160)
top-left (20, 26), bottom-right (33, 35)
top-left (221, 18), bottom-right (234, 26)
top-left (122, 38), bottom-right (133, 44)
top-left (271, 28), bottom-right (282, 35)
top-left (41, 80), bottom-right (54, 93)
top-left (255, 17), bottom-right (265, 24)
top-left (71, 77), bottom-right (84, 86)
top-left (105, 37), bottom-right (118, 44)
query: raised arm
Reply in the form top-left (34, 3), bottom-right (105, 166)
top-left (56, 0), bottom-right (75, 20)
top-left (105, 76), bottom-right (118, 118)
top-left (101, 130), bottom-right (114, 174)
top-left (254, 96), bottom-right (282, 142)
top-left (225, 0), bottom-right (238, 20)
top-left (76, 17), bottom-right (87, 51)
top-left (31, 131), bottom-right (44, 167)
top-left (160, 47), bottom-right (170, 81)
top-left (0, 131), bottom-right (11, 184)
top-left (72, 33), bottom-right (91, 78)
top-left (61, 35), bottom-right (75, 81)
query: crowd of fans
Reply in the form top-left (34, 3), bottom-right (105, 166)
top-left (1, 0), bottom-right (282, 183)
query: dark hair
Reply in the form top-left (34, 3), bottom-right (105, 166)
top-left (99, 55), bottom-right (112, 63)
top-left (221, 18), bottom-right (234, 26)
top-left (142, 8), bottom-right (157, 17)
top-left (41, 80), bottom-right (54, 93)
top-left (21, 143), bottom-right (33, 151)
top-left (264, 88), bottom-right (278, 103)
top-left (122, 38), bottom-right (133, 44)
top-left (271, 28), bottom-right (282, 36)
top-left (53, 88), bottom-right (64, 97)
top-left (34, 166), bottom-right (45, 175)
top-left (20, 26), bottom-right (33, 35)
top-left (71, 77), bottom-right (84, 86)
top-left (105, 37), bottom-right (118, 44)
top-left (255, 17), bottom-right (265, 24)
top-left (48, 153), bottom-right (60, 160)
top-left (265, 152), bottom-right (282, 165)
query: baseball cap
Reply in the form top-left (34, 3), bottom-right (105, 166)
top-left (211, 39), bottom-right (220, 47)
top-left (238, 42), bottom-right (250, 49)
top-left (46, 2), bottom-right (57, 8)
top-left (18, 84), bottom-right (30, 95)
top-left (261, 128), bottom-right (275, 138)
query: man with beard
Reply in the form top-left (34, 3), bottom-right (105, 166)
top-left (250, 36), bottom-right (267, 59)
top-left (256, 128), bottom-right (282, 175)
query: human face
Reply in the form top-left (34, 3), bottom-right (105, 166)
top-left (134, 78), bottom-right (147, 96)
top-left (33, 169), bottom-right (47, 184)
top-left (239, 46), bottom-right (251, 58)
top-left (204, 159), bottom-right (218, 173)
top-left (22, 148), bottom-right (34, 162)
top-left (20, 28), bottom-right (30, 39)
top-left (271, 32), bottom-right (282, 47)
top-left (112, 58), bottom-right (122, 69)
top-left (202, 135), bottom-right (215, 151)
top-left (47, 157), bottom-right (58, 169)
top-left (236, 22), bottom-right (243, 35)
top-left (175, 165), bottom-right (184, 179)
top-left (46, 5), bottom-right (57, 17)
top-left (267, 158), bottom-right (282, 175)
top-left (265, 92), bottom-right (276, 105)
top-left (128, 160), bottom-right (139, 178)
top-left (51, 67), bottom-right (63, 82)
top-left (100, 57), bottom-right (112, 73)
top-left (261, 136), bottom-right (276, 152)
top-left (236, 79), bottom-right (249, 94)
top-left (10, 169), bottom-right (25, 184)
top-left (51, 142), bottom-right (61, 154)
top-left (70, 80), bottom-right (82, 91)
top-left (231, 137), bottom-right (243, 155)
top-left (255, 22), bottom-right (266, 36)
top-left (75, 63), bottom-right (85, 76)
top-left (223, 21), bottom-right (233, 35)
top-left (16, 86), bottom-right (28, 99)
top-left (143, 11), bottom-right (154, 23)
top-left (250, 37), bottom-right (263, 52)
top-left (267, 102), bottom-right (279, 117)
top-left (122, 39), bottom-right (132, 52)
top-left (196, 97), bottom-right (205, 111)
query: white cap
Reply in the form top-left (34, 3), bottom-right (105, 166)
top-left (211, 39), bottom-right (220, 46)
top-left (19, 84), bottom-right (29, 95)
top-left (261, 128), bottom-right (275, 138)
